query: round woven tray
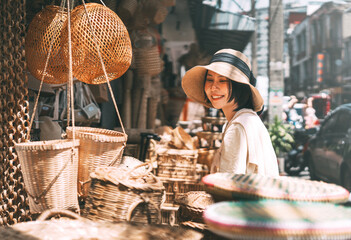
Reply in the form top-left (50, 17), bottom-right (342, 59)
top-left (0, 209), bottom-right (203, 240)
top-left (202, 173), bottom-right (350, 203)
top-left (204, 200), bottom-right (351, 240)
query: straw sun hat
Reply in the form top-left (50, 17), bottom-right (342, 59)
top-left (181, 49), bottom-right (264, 112)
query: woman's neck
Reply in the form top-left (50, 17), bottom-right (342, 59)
top-left (222, 104), bottom-right (238, 121)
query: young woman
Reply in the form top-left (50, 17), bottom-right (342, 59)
top-left (182, 49), bottom-right (279, 176)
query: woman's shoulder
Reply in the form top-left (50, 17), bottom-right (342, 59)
top-left (233, 108), bottom-right (259, 122)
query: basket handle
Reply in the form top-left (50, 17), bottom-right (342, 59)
top-left (108, 142), bottom-right (126, 167)
top-left (126, 197), bottom-right (161, 224)
top-left (125, 162), bottom-right (161, 187)
top-left (37, 209), bottom-right (84, 221)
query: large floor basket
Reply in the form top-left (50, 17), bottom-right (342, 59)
top-left (14, 139), bottom-right (80, 213)
top-left (66, 127), bottom-right (127, 198)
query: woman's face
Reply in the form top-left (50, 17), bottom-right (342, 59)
top-left (204, 70), bottom-right (233, 109)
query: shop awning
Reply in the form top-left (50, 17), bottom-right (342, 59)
top-left (188, 0), bottom-right (255, 54)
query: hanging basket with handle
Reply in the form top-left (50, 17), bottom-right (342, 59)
top-left (65, 126), bottom-right (127, 199)
top-left (14, 139), bottom-right (80, 214)
top-left (83, 161), bottom-right (165, 224)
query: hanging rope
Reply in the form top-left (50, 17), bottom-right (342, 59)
top-left (81, 0), bottom-right (126, 136)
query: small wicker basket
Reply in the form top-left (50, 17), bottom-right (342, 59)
top-left (83, 164), bottom-right (165, 224)
top-left (66, 127), bottom-right (127, 198)
top-left (156, 149), bottom-right (198, 181)
top-left (14, 139), bottom-right (80, 214)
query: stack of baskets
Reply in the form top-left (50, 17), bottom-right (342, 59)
top-left (83, 161), bottom-right (165, 224)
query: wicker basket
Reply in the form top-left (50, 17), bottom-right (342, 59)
top-left (156, 149), bottom-right (198, 180)
top-left (25, 5), bottom-right (68, 84)
top-left (66, 127), bottom-right (127, 198)
top-left (14, 139), bottom-right (80, 214)
top-left (161, 178), bottom-right (205, 205)
top-left (61, 3), bottom-right (132, 84)
top-left (83, 164), bottom-right (165, 224)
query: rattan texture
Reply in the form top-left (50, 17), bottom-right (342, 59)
top-left (83, 166), bottom-right (165, 224)
top-left (66, 126), bottom-right (127, 198)
top-left (1, 0), bottom-right (31, 225)
top-left (14, 139), bottom-right (80, 214)
top-left (25, 5), bottom-right (68, 84)
top-left (202, 173), bottom-right (350, 203)
top-left (61, 3), bottom-right (132, 84)
top-left (134, 46), bottom-right (163, 76)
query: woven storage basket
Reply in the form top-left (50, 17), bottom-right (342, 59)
top-left (134, 46), bottom-right (163, 76)
top-left (156, 149), bottom-right (198, 180)
top-left (161, 179), bottom-right (205, 205)
top-left (66, 126), bottom-right (127, 198)
top-left (61, 3), bottom-right (132, 84)
top-left (25, 5), bottom-right (68, 84)
top-left (0, 209), bottom-right (203, 240)
top-left (83, 165), bottom-right (165, 224)
top-left (14, 139), bottom-right (80, 214)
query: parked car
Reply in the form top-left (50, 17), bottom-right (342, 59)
top-left (304, 103), bottom-right (351, 191)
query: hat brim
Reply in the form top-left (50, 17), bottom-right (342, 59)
top-left (182, 62), bottom-right (264, 112)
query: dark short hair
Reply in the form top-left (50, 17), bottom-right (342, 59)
top-left (203, 70), bottom-right (254, 112)
top-left (228, 80), bottom-right (254, 111)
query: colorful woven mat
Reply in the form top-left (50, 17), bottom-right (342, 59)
top-left (204, 200), bottom-right (351, 240)
top-left (202, 173), bottom-right (350, 203)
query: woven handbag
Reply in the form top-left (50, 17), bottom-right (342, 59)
top-left (83, 164), bottom-right (165, 224)
top-left (61, 3), bottom-right (132, 84)
top-left (14, 139), bottom-right (80, 214)
top-left (25, 5), bottom-right (68, 84)
top-left (65, 126), bottom-right (127, 198)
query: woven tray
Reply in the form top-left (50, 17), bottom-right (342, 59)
top-left (204, 200), bottom-right (351, 240)
top-left (202, 173), bottom-right (350, 203)
top-left (0, 209), bottom-right (202, 240)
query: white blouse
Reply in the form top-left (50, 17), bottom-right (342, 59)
top-left (213, 108), bottom-right (279, 177)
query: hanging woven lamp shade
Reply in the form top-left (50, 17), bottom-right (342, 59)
top-left (25, 5), bottom-right (68, 84)
top-left (61, 3), bottom-right (132, 84)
